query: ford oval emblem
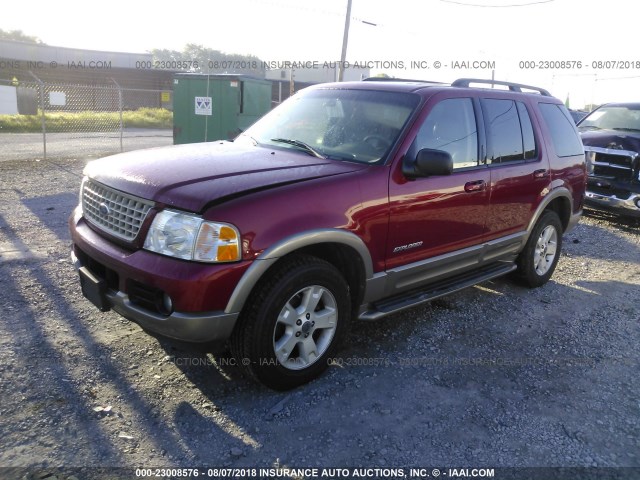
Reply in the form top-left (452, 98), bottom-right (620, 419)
top-left (98, 202), bottom-right (111, 216)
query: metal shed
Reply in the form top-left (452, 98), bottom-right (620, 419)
top-left (172, 73), bottom-right (271, 144)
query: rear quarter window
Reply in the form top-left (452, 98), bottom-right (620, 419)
top-left (538, 103), bottom-right (584, 157)
top-left (481, 99), bottom-right (537, 163)
top-left (483, 99), bottom-right (524, 164)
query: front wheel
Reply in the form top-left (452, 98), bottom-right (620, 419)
top-left (231, 255), bottom-right (350, 390)
top-left (516, 210), bottom-right (563, 288)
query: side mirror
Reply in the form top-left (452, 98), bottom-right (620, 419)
top-left (403, 148), bottom-right (453, 178)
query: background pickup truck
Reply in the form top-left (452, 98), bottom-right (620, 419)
top-left (578, 102), bottom-right (640, 218)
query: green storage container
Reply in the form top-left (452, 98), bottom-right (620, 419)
top-left (172, 73), bottom-right (272, 144)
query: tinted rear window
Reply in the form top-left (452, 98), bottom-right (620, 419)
top-left (538, 103), bottom-right (584, 157)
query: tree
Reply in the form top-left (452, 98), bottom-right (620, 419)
top-left (150, 44), bottom-right (265, 76)
top-left (0, 29), bottom-right (44, 44)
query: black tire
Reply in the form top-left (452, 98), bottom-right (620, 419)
top-left (230, 254), bottom-right (351, 390)
top-left (516, 210), bottom-right (563, 288)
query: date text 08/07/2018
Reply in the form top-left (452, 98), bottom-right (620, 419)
top-left (519, 60), bottom-right (640, 69)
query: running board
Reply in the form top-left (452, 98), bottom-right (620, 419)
top-left (358, 262), bottom-right (517, 321)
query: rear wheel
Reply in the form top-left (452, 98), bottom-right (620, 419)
top-left (517, 210), bottom-right (563, 288)
top-left (231, 255), bottom-right (350, 390)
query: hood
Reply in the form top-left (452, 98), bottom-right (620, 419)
top-left (579, 129), bottom-right (640, 152)
top-left (84, 141), bottom-right (365, 212)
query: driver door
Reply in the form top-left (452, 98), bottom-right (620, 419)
top-left (387, 95), bottom-right (490, 272)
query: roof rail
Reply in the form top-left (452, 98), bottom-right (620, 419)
top-left (363, 77), bottom-right (445, 84)
top-left (451, 78), bottom-right (551, 96)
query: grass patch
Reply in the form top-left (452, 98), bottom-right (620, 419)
top-left (0, 108), bottom-right (173, 133)
top-left (123, 108), bottom-right (173, 129)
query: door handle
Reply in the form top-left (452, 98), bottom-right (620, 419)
top-left (464, 180), bottom-right (486, 192)
top-left (533, 169), bottom-right (549, 179)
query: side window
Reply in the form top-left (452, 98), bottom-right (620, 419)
top-left (538, 103), bottom-right (584, 157)
top-left (517, 102), bottom-right (537, 159)
top-left (483, 99), bottom-right (525, 164)
top-left (413, 98), bottom-right (479, 169)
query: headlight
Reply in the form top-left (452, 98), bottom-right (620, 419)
top-left (585, 151), bottom-right (596, 175)
top-left (143, 209), bottom-right (241, 263)
top-left (78, 176), bottom-right (87, 213)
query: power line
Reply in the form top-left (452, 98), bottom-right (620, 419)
top-left (242, 0), bottom-right (342, 17)
top-left (353, 17), bottom-right (377, 26)
top-left (439, 0), bottom-right (554, 7)
top-left (596, 75), bottom-right (640, 81)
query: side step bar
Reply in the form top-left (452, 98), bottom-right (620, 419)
top-left (359, 262), bottom-right (517, 321)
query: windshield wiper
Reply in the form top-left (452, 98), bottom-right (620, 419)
top-left (270, 138), bottom-right (326, 159)
top-left (579, 125), bottom-right (601, 130)
top-left (612, 127), bottom-right (640, 132)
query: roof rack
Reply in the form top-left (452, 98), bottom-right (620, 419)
top-left (451, 78), bottom-right (551, 96)
top-left (363, 77), bottom-right (445, 84)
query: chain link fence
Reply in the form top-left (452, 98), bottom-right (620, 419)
top-left (0, 75), bottom-right (173, 161)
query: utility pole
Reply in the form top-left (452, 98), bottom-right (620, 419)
top-left (289, 68), bottom-right (295, 97)
top-left (338, 0), bottom-right (352, 82)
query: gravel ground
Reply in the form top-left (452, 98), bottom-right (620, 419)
top-left (0, 156), bottom-right (638, 480)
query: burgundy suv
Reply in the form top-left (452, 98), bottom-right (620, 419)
top-left (69, 78), bottom-right (586, 389)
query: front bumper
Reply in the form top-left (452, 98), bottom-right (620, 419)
top-left (69, 207), bottom-right (252, 342)
top-left (71, 250), bottom-right (239, 342)
top-left (585, 190), bottom-right (640, 217)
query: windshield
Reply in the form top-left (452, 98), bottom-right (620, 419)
top-left (579, 105), bottom-right (640, 131)
top-left (236, 88), bottom-right (419, 164)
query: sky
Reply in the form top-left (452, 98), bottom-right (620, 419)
top-left (3, 0), bottom-right (639, 109)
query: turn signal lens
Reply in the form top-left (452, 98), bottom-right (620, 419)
top-left (194, 223), bottom-right (241, 262)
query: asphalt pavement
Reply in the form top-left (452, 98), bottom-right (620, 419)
top-left (0, 128), bottom-right (173, 161)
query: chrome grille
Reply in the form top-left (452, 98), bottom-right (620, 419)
top-left (82, 179), bottom-right (154, 241)
top-left (586, 146), bottom-right (637, 182)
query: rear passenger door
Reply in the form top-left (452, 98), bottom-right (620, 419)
top-left (482, 98), bottom-right (550, 239)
